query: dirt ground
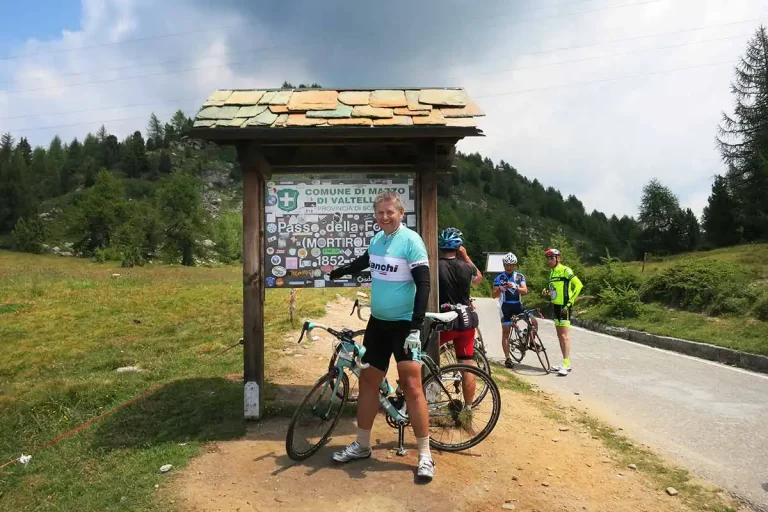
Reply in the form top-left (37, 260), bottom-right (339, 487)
top-left (171, 297), bottom-right (715, 512)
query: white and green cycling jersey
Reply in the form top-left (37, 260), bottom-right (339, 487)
top-left (367, 225), bottom-right (429, 322)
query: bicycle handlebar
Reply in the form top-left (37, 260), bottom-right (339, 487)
top-left (298, 320), bottom-right (369, 368)
top-left (350, 299), bottom-right (370, 321)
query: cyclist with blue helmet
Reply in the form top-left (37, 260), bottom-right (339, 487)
top-left (493, 252), bottom-right (537, 369)
top-left (437, 230), bottom-right (482, 346)
top-left (437, 227), bottom-right (483, 414)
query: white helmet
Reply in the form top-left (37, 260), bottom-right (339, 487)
top-left (502, 252), bottom-right (517, 265)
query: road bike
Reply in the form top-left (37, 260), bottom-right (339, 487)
top-left (285, 310), bottom-right (501, 461)
top-left (507, 308), bottom-right (550, 372)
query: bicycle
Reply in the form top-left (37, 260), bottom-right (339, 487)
top-left (285, 310), bottom-right (501, 461)
top-left (506, 308), bottom-right (551, 372)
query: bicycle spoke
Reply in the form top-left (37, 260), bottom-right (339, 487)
top-left (424, 364), bottom-right (501, 452)
top-left (286, 372), bottom-right (348, 461)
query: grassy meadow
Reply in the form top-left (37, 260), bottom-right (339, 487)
top-left (0, 251), bottom-right (346, 511)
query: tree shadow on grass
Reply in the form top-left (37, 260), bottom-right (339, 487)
top-left (91, 377), bottom-right (317, 451)
top-left (91, 377), bottom-right (246, 450)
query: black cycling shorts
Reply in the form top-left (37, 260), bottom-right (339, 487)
top-left (361, 315), bottom-right (419, 373)
top-left (500, 302), bottom-right (526, 325)
top-left (552, 304), bottom-right (572, 326)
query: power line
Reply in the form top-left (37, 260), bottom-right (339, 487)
top-left (442, 32), bottom-right (747, 82)
top-left (425, 15), bottom-right (767, 75)
top-left (0, 25), bottom-right (752, 125)
top-left (0, 96), bottom-right (202, 122)
top-left (1, 15), bottom-right (754, 98)
top-left (0, 22), bottom-right (751, 112)
top-left (5, 57), bottom-right (736, 135)
top-left (0, 23), bottom-right (241, 61)
top-left (6, 9), bottom-right (757, 89)
top-left (473, 58), bottom-right (734, 100)
top-left (0, 0), bottom-right (660, 65)
top-left (8, 111), bottom-right (179, 134)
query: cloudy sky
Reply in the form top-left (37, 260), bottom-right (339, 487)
top-left (1, 0), bottom-right (766, 217)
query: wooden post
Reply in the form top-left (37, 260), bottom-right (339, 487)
top-left (418, 149), bottom-right (440, 367)
top-left (239, 144), bottom-right (270, 420)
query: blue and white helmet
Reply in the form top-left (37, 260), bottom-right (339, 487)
top-left (502, 252), bottom-right (517, 265)
top-left (438, 227), bottom-right (464, 250)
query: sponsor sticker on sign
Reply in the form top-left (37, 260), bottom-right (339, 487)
top-left (266, 247), bottom-right (275, 255)
top-left (286, 257), bottom-right (298, 270)
top-left (297, 248), bottom-right (308, 258)
top-left (270, 255), bottom-right (281, 265)
top-left (267, 223), bottom-right (277, 234)
top-left (272, 266), bottom-right (287, 277)
top-left (311, 248), bottom-right (321, 258)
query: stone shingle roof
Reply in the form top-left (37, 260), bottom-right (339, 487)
top-left (192, 88), bottom-right (484, 130)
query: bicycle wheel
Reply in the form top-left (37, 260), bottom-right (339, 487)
top-left (475, 327), bottom-right (485, 353)
top-left (423, 363), bottom-right (501, 452)
top-left (286, 370), bottom-right (349, 461)
top-left (508, 329), bottom-right (525, 363)
top-left (441, 345), bottom-right (491, 407)
top-left (531, 331), bottom-right (551, 373)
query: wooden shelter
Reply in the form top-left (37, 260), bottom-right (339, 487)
top-left (189, 87), bottom-right (484, 419)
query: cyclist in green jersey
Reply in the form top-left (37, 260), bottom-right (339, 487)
top-left (541, 248), bottom-right (583, 377)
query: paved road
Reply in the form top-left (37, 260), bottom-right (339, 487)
top-left (474, 298), bottom-right (768, 511)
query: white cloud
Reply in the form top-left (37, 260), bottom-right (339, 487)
top-left (454, 0), bottom-right (766, 217)
top-left (0, 0), bottom-right (765, 220)
top-left (0, 0), bottom-right (311, 145)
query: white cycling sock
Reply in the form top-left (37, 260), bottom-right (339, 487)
top-left (417, 436), bottom-right (431, 459)
top-left (356, 427), bottom-right (372, 449)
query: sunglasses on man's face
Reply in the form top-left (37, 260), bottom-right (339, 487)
top-left (546, 256), bottom-right (557, 259)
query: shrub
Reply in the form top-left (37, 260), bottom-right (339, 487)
top-left (213, 211), bottom-right (243, 264)
top-left (753, 293), bottom-right (768, 321)
top-left (640, 258), bottom-right (753, 314)
top-left (584, 251), bottom-right (640, 296)
top-left (599, 283), bottom-right (643, 318)
top-left (11, 217), bottom-right (46, 254)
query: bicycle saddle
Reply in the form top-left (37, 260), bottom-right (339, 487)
top-left (425, 311), bottom-right (458, 324)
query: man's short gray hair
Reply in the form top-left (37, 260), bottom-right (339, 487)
top-left (373, 191), bottom-right (404, 212)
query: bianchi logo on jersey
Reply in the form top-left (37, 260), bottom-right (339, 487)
top-left (370, 261), bottom-right (399, 274)
top-left (369, 255), bottom-right (412, 282)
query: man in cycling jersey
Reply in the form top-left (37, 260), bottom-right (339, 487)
top-left (436, 227), bottom-right (483, 408)
top-left (327, 191), bottom-right (434, 482)
top-left (493, 253), bottom-right (536, 369)
top-left (541, 248), bottom-right (583, 377)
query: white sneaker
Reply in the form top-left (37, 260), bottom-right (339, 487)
top-left (557, 366), bottom-right (571, 377)
top-left (550, 364), bottom-right (572, 374)
top-left (417, 456), bottom-right (435, 483)
top-left (332, 441), bottom-right (372, 463)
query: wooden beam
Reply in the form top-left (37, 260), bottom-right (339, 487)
top-left (238, 144), bottom-right (269, 420)
top-left (238, 143), bottom-right (272, 179)
top-left (417, 143), bottom-right (441, 367)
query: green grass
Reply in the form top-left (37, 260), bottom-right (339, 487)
top-left (626, 243), bottom-right (768, 278)
top-left (580, 302), bottom-right (768, 356)
top-left (580, 243), bottom-right (768, 356)
top-left (0, 251), bottom-right (351, 511)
